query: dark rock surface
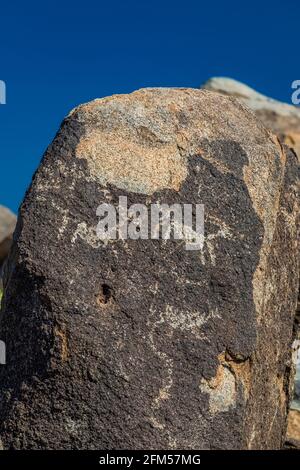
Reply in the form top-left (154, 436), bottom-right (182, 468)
top-left (0, 88), bottom-right (299, 449)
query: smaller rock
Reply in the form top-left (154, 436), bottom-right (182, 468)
top-left (287, 409), bottom-right (300, 443)
top-left (202, 77), bottom-right (300, 159)
top-left (0, 205), bottom-right (16, 264)
top-left (291, 342), bottom-right (300, 411)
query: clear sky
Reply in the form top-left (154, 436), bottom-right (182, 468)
top-left (0, 0), bottom-right (299, 212)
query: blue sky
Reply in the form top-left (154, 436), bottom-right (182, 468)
top-left (0, 0), bottom-right (299, 212)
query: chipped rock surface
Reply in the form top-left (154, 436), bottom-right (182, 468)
top-left (0, 88), bottom-right (299, 449)
top-left (202, 77), bottom-right (300, 160)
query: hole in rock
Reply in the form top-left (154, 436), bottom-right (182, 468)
top-left (97, 283), bottom-right (113, 305)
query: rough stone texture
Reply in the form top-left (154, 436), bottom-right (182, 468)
top-left (202, 77), bottom-right (300, 160)
top-left (202, 77), bottom-right (300, 444)
top-left (0, 88), bottom-right (299, 449)
top-left (0, 206), bottom-right (16, 265)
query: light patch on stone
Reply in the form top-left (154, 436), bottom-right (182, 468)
top-left (148, 416), bottom-right (165, 430)
top-left (54, 326), bottom-right (68, 362)
top-left (242, 136), bottom-right (287, 322)
top-left (72, 87), bottom-right (277, 196)
top-left (158, 304), bottom-right (219, 334)
top-left (205, 225), bottom-right (235, 266)
top-left (71, 222), bottom-right (103, 248)
top-left (58, 211), bottom-right (70, 239)
top-left (64, 417), bottom-right (81, 436)
top-left (155, 387), bottom-right (170, 403)
top-left (49, 202), bottom-right (70, 240)
top-left (224, 352), bottom-right (252, 401)
top-left (148, 302), bottom-right (174, 428)
top-left (199, 365), bottom-right (236, 414)
top-left (76, 130), bottom-right (187, 195)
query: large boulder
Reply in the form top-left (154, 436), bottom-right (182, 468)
top-left (202, 77), bottom-right (300, 159)
top-left (0, 88), bottom-right (299, 449)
